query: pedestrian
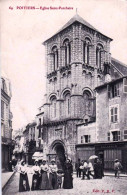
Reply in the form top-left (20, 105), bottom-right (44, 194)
top-left (87, 160), bottom-right (94, 179)
top-left (8, 161), bottom-right (13, 172)
top-left (81, 160), bottom-right (88, 180)
top-left (12, 158), bottom-right (17, 170)
top-left (49, 159), bottom-right (58, 190)
top-left (63, 157), bottom-right (73, 189)
top-left (75, 158), bottom-right (81, 178)
top-left (94, 158), bottom-right (103, 179)
top-left (114, 159), bottom-right (122, 178)
top-left (19, 160), bottom-right (30, 192)
top-left (31, 159), bottom-right (40, 191)
top-left (57, 169), bottom-right (63, 189)
top-left (39, 159), bottom-right (49, 190)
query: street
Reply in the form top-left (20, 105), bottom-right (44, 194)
top-left (3, 172), bottom-right (127, 195)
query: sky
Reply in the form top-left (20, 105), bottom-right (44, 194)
top-left (1, 0), bottom-right (127, 131)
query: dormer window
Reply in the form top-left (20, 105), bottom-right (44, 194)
top-left (83, 38), bottom-right (91, 65)
top-left (63, 39), bottom-right (71, 66)
top-left (108, 83), bottom-right (120, 98)
top-left (52, 46), bottom-right (58, 71)
top-left (96, 44), bottom-right (103, 69)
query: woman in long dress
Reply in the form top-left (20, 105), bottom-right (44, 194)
top-left (19, 160), bottom-right (30, 192)
top-left (31, 159), bottom-right (40, 191)
top-left (49, 159), bottom-right (58, 190)
top-left (39, 159), bottom-right (49, 190)
top-left (63, 158), bottom-right (73, 189)
top-left (94, 158), bottom-right (104, 179)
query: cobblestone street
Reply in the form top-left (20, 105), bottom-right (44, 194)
top-left (3, 172), bottom-right (127, 195)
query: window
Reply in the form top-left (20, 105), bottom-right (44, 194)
top-left (107, 132), bottom-right (110, 141)
top-left (50, 96), bottom-right (57, 118)
top-left (108, 83), bottom-right (120, 98)
top-left (123, 78), bottom-right (127, 93)
top-left (39, 118), bottom-right (41, 125)
top-left (63, 39), bottom-right (71, 65)
top-left (84, 135), bottom-right (91, 143)
top-left (83, 91), bottom-right (93, 116)
top-left (39, 128), bottom-right (41, 138)
top-left (96, 44), bottom-right (103, 69)
top-left (112, 131), bottom-right (120, 141)
top-left (83, 38), bottom-right (91, 65)
top-left (110, 107), bottom-right (118, 123)
top-left (68, 99), bottom-right (70, 115)
top-left (81, 135), bottom-right (91, 143)
top-left (64, 92), bottom-right (71, 117)
top-left (52, 46), bottom-right (58, 71)
top-left (1, 100), bottom-right (4, 119)
top-left (33, 127), bottom-right (35, 140)
top-left (124, 130), bottom-right (127, 140)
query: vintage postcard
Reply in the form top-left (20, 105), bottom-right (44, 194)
top-left (1, 0), bottom-right (127, 194)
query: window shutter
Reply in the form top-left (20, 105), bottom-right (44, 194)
top-left (123, 78), bottom-right (127, 93)
top-left (118, 131), bottom-right (120, 141)
top-left (88, 135), bottom-right (91, 142)
top-left (117, 83), bottom-right (120, 96)
top-left (81, 136), bottom-right (83, 143)
top-left (124, 130), bottom-right (127, 139)
top-left (107, 132), bottom-right (110, 141)
top-left (111, 108), bottom-right (114, 122)
top-left (107, 85), bottom-right (111, 98)
top-left (114, 107), bottom-right (118, 122)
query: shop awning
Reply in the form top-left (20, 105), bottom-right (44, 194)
top-left (32, 152), bottom-right (43, 160)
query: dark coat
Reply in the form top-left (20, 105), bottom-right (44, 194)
top-left (19, 173), bottom-right (30, 192)
top-left (63, 162), bottom-right (73, 189)
top-left (94, 161), bottom-right (104, 179)
top-left (31, 172), bottom-right (40, 191)
top-left (49, 172), bottom-right (58, 190)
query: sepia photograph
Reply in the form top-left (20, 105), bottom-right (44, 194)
top-left (1, 0), bottom-right (127, 194)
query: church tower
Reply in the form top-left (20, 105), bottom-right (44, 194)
top-left (42, 14), bottom-right (112, 166)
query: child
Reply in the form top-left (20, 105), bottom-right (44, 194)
top-left (57, 170), bottom-right (64, 189)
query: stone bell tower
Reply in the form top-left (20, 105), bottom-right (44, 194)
top-left (42, 14), bottom-right (112, 165)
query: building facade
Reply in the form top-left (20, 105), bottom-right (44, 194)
top-left (1, 77), bottom-right (13, 171)
top-left (41, 14), bottom-right (127, 170)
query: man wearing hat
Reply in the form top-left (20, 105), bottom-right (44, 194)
top-left (114, 159), bottom-right (122, 178)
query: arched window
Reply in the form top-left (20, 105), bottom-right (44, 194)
top-left (83, 90), bottom-right (92, 116)
top-left (63, 91), bottom-right (71, 116)
top-left (96, 44), bottom-right (103, 69)
top-left (52, 46), bottom-right (58, 71)
top-left (83, 38), bottom-right (91, 65)
top-left (63, 39), bottom-right (71, 66)
top-left (50, 96), bottom-right (57, 118)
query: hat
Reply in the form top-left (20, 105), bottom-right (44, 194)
top-left (21, 160), bottom-right (25, 165)
top-left (42, 159), bottom-right (47, 162)
top-left (35, 159), bottom-right (38, 163)
top-left (67, 157), bottom-right (71, 162)
top-left (51, 159), bottom-right (55, 162)
top-left (114, 159), bottom-right (119, 162)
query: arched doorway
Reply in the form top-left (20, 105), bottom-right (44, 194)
top-left (51, 140), bottom-right (66, 170)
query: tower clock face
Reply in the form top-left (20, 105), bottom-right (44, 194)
top-left (105, 74), bottom-right (111, 82)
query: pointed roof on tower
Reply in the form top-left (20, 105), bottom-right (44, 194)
top-left (43, 14), bottom-right (112, 44)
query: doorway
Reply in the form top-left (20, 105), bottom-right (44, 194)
top-left (53, 143), bottom-right (66, 170)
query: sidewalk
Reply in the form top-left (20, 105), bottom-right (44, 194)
top-left (73, 171), bottom-right (127, 177)
top-left (2, 171), bottom-right (15, 190)
top-left (104, 171), bottom-right (127, 177)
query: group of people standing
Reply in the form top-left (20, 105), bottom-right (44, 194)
top-left (18, 158), bottom-right (73, 192)
top-left (75, 158), bottom-right (104, 180)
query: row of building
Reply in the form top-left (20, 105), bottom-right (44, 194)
top-left (13, 14), bottom-right (127, 172)
top-left (1, 77), bottom-right (13, 171)
top-left (13, 107), bottom-right (44, 165)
